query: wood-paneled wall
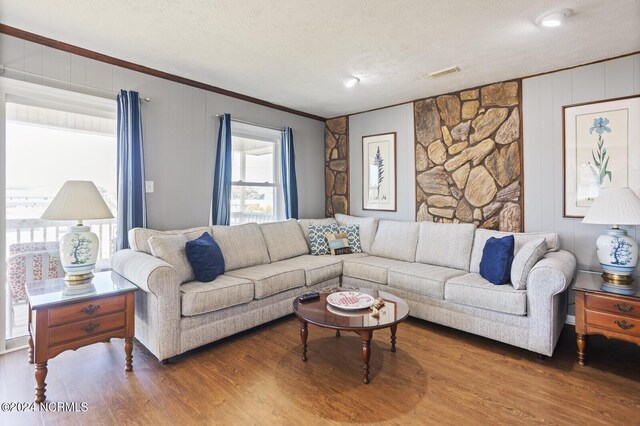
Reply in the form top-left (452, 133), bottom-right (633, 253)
top-left (0, 33), bottom-right (326, 230)
top-left (523, 54), bottom-right (640, 314)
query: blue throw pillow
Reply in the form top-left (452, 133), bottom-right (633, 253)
top-left (479, 235), bottom-right (515, 285)
top-left (185, 232), bottom-right (225, 282)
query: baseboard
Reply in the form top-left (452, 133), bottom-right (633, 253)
top-left (565, 315), bottom-right (575, 325)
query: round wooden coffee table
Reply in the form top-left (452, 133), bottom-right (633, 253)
top-left (292, 288), bottom-right (409, 384)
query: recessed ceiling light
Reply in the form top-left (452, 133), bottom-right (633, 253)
top-left (342, 76), bottom-right (360, 88)
top-left (536, 9), bottom-right (571, 27)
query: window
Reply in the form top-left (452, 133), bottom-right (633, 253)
top-left (1, 79), bottom-right (117, 347)
top-left (230, 123), bottom-right (283, 225)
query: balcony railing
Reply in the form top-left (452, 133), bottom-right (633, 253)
top-left (5, 218), bottom-right (117, 260)
top-left (230, 211), bottom-right (275, 225)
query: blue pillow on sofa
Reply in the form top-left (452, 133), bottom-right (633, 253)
top-left (479, 235), bottom-right (515, 285)
top-left (185, 232), bottom-right (225, 282)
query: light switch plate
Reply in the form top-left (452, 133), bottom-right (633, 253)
top-left (145, 181), bottom-right (154, 193)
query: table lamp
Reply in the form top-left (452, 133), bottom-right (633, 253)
top-left (41, 180), bottom-right (114, 284)
top-left (582, 187), bottom-right (640, 295)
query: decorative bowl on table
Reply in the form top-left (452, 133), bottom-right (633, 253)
top-left (326, 291), bottom-right (376, 310)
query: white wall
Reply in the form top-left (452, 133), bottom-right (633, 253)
top-left (346, 55), bottom-right (640, 316)
top-left (523, 54), bottom-right (640, 278)
top-left (348, 103), bottom-right (415, 221)
top-left (0, 34), bottom-right (325, 230)
top-left (523, 54), bottom-right (640, 313)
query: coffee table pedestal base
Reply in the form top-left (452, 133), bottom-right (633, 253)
top-left (297, 324), bottom-right (400, 384)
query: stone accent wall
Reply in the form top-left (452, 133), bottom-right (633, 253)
top-left (414, 81), bottom-right (523, 231)
top-left (325, 117), bottom-right (349, 217)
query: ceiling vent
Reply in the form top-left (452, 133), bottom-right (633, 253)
top-left (426, 66), bottom-right (461, 78)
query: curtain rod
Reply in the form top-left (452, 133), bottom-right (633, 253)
top-left (0, 65), bottom-right (151, 102)
top-left (216, 114), bottom-right (284, 132)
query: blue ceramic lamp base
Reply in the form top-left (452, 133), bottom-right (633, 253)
top-left (595, 227), bottom-right (637, 295)
top-left (600, 281), bottom-right (636, 295)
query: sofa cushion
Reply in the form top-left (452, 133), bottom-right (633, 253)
top-left (415, 222), bottom-right (476, 271)
top-left (334, 214), bottom-right (378, 253)
top-left (180, 275), bottom-right (254, 316)
top-left (388, 263), bottom-right (467, 299)
top-left (370, 220), bottom-right (420, 262)
top-left (445, 273), bottom-right (526, 315)
top-left (469, 229), bottom-right (560, 273)
top-left (273, 255), bottom-right (342, 286)
top-left (148, 233), bottom-right (194, 284)
top-left (129, 226), bottom-right (210, 254)
top-left (185, 232), bottom-right (225, 282)
top-left (210, 223), bottom-right (270, 271)
top-left (226, 264), bottom-right (305, 299)
top-left (342, 256), bottom-right (410, 284)
top-left (259, 220), bottom-right (309, 262)
top-left (298, 218), bottom-right (338, 248)
top-left (337, 252), bottom-right (370, 261)
top-left (511, 238), bottom-right (548, 290)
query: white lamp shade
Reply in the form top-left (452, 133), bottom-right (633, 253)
top-left (582, 187), bottom-right (640, 225)
top-left (41, 180), bottom-right (114, 221)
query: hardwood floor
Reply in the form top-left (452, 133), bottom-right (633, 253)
top-left (1, 315), bottom-right (639, 425)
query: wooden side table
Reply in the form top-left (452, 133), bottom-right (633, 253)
top-left (573, 270), bottom-right (640, 366)
top-left (26, 271), bottom-right (137, 403)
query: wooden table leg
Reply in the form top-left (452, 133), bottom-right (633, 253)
top-left (336, 330), bottom-right (341, 337)
top-left (124, 292), bottom-right (135, 372)
top-left (125, 338), bottom-right (133, 372)
top-left (35, 362), bottom-right (47, 403)
top-left (358, 330), bottom-right (373, 384)
top-left (298, 318), bottom-right (308, 361)
top-left (390, 324), bottom-right (397, 353)
top-left (27, 305), bottom-right (34, 364)
top-left (576, 333), bottom-right (588, 366)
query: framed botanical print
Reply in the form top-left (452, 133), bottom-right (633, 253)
top-left (362, 132), bottom-right (396, 211)
top-left (563, 95), bottom-right (640, 217)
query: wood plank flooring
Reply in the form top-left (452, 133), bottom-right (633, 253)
top-left (1, 316), bottom-right (639, 425)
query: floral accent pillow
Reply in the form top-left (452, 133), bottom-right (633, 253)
top-left (308, 224), bottom-right (338, 255)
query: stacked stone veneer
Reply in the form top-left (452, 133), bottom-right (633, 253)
top-left (325, 116), bottom-right (349, 216)
top-left (414, 81), bottom-right (523, 231)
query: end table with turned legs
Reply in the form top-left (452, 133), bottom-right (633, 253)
top-left (573, 270), bottom-right (640, 366)
top-left (26, 271), bottom-right (138, 403)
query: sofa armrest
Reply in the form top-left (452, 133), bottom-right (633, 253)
top-left (527, 250), bottom-right (577, 296)
top-left (111, 249), bottom-right (182, 361)
top-left (526, 249), bottom-right (576, 356)
top-left (111, 249), bottom-right (179, 296)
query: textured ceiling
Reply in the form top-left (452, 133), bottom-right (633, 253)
top-left (0, 0), bottom-right (639, 118)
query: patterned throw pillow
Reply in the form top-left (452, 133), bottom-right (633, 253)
top-left (308, 224), bottom-right (338, 255)
top-left (337, 225), bottom-right (362, 253)
top-left (326, 232), bottom-right (353, 255)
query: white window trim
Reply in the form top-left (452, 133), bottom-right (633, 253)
top-left (231, 122), bottom-right (284, 224)
top-left (0, 77), bottom-right (116, 352)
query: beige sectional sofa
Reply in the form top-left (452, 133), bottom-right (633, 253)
top-left (112, 214), bottom-right (576, 362)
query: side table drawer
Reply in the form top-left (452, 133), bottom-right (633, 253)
top-left (49, 295), bottom-right (126, 326)
top-left (49, 312), bottom-right (126, 345)
top-left (585, 293), bottom-right (640, 319)
top-left (585, 310), bottom-right (640, 337)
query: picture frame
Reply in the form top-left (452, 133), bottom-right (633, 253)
top-left (562, 95), bottom-right (640, 218)
top-left (362, 132), bottom-right (397, 211)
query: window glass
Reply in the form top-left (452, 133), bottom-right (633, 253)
top-left (4, 101), bottom-right (117, 340)
top-left (230, 126), bottom-right (282, 225)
